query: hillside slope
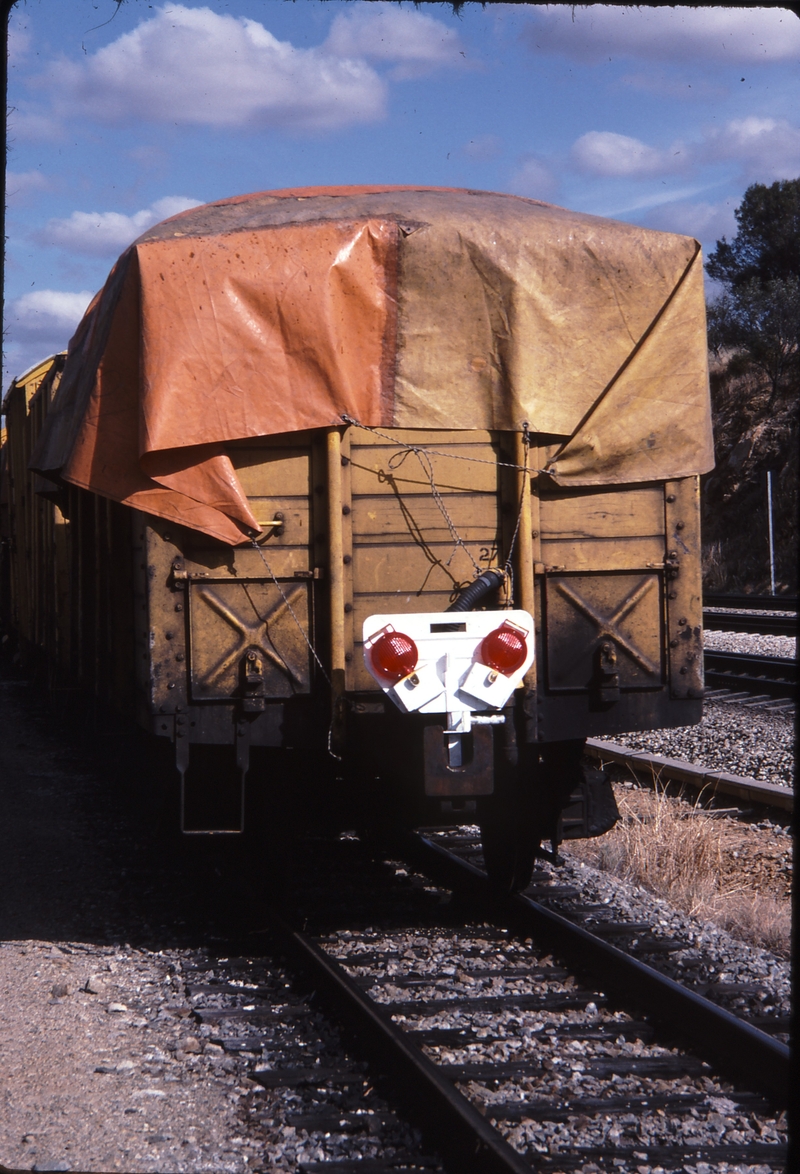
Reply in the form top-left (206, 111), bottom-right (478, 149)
top-left (702, 355), bottom-right (798, 594)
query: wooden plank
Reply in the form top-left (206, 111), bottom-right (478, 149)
top-left (350, 445), bottom-right (499, 495)
top-left (184, 546), bottom-right (310, 578)
top-left (540, 535), bottom-right (664, 572)
top-left (539, 487), bottom-right (664, 539)
top-left (231, 448), bottom-right (311, 496)
top-left (352, 493), bottom-right (499, 542)
top-left (351, 428), bottom-right (496, 447)
top-left (352, 542), bottom-right (490, 596)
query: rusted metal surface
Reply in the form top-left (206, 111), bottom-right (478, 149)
top-left (545, 572), bottom-right (663, 694)
top-left (423, 722), bottom-right (494, 796)
top-left (664, 477), bottom-right (704, 699)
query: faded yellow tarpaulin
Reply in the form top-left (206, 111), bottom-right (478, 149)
top-left (31, 186), bottom-right (713, 544)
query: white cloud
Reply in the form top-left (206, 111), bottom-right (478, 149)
top-left (571, 118), bottom-right (800, 185)
top-left (523, 6), bottom-right (800, 65)
top-left (7, 290), bottom-right (94, 347)
top-left (36, 196), bottom-right (203, 257)
top-left (324, 5), bottom-right (468, 80)
top-left (704, 117), bottom-right (800, 182)
top-left (41, 3), bottom-right (386, 132)
top-left (508, 156), bottom-right (559, 201)
top-left (644, 200), bottom-right (738, 246)
top-left (6, 170), bottom-right (51, 206)
top-left (7, 13), bottom-right (31, 64)
top-left (7, 109), bottom-right (63, 143)
top-left (571, 131), bottom-right (685, 179)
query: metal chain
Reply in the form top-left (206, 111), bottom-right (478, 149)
top-left (249, 540), bottom-right (341, 761)
top-left (340, 413), bottom-right (553, 476)
top-left (249, 539), bottom-right (331, 687)
top-left (387, 444), bottom-right (482, 575)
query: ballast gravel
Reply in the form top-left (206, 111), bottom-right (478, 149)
top-left (0, 941), bottom-right (262, 1173)
top-left (703, 629), bottom-right (796, 659)
top-left (550, 852), bottom-right (791, 1027)
top-left (610, 698), bottom-right (794, 790)
top-left (324, 924), bottom-right (788, 1172)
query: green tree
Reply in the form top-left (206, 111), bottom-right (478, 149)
top-left (706, 179), bottom-right (800, 403)
top-left (706, 178), bottom-right (800, 288)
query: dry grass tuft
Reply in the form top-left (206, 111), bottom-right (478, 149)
top-left (568, 779), bottom-right (791, 957)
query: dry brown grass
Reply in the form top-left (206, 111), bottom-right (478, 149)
top-left (567, 780), bottom-right (792, 957)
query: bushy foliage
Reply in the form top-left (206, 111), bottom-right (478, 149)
top-left (707, 275), bottom-right (800, 402)
top-left (706, 177), bottom-right (800, 289)
top-left (702, 179), bottom-right (799, 594)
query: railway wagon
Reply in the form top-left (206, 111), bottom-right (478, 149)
top-left (2, 186), bottom-right (713, 891)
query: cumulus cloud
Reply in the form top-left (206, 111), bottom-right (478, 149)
top-left (571, 118), bottom-right (800, 185)
top-left (522, 6), bottom-right (800, 65)
top-left (704, 117), bottom-right (800, 182)
top-left (39, 3), bottom-right (386, 132)
top-left (7, 289), bottom-right (94, 347)
top-left (508, 156), bottom-right (559, 202)
top-left (324, 4), bottom-right (467, 80)
top-left (7, 14), bottom-right (31, 64)
top-left (6, 170), bottom-right (51, 205)
top-left (645, 200), bottom-right (738, 246)
top-left (571, 131), bottom-right (686, 179)
top-left (36, 196), bottom-right (203, 257)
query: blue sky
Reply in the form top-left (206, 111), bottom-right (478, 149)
top-left (5, 1), bottom-right (800, 385)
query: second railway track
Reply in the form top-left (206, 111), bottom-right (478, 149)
top-left (702, 650), bottom-right (796, 702)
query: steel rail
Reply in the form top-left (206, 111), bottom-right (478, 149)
top-left (584, 737), bottom-right (793, 813)
top-left (401, 833), bottom-right (789, 1106)
top-left (704, 593), bottom-right (798, 612)
top-left (272, 919), bottom-right (534, 1174)
top-left (703, 649), bottom-right (796, 700)
top-left (703, 609), bottom-right (797, 636)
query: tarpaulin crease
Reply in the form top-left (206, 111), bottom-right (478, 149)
top-left (30, 187), bottom-right (713, 544)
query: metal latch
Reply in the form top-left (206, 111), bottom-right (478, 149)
top-left (241, 649), bottom-right (266, 713)
top-left (253, 513), bottom-right (284, 543)
top-left (593, 642), bottom-right (620, 704)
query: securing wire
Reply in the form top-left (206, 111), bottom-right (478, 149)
top-left (249, 540), bottom-right (342, 761)
top-left (249, 539), bottom-right (331, 687)
top-left (341, 414), bottom-right (532, 603)
top-left (340, 413), bottom-right (553, 476)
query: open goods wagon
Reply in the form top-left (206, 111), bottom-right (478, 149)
top-left (2, 186), bottom-right (713, 891)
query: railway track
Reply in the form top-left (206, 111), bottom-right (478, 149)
top-left (183, 832), bottom-right (789, 1173)
top-left (702, 650), bottom-right (796, 702)
top-left (703, 593), bottom-right (797, 637)
top-left (703, 610), bottom-right (797, 636)
top-left (584, 738), bottom-right (793, 813)
top-left (704, 594), bottom-right (798, 612)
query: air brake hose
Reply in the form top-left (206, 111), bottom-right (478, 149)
top-left (446, 568), bottom-right (506, 612)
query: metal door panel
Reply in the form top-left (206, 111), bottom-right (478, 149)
top-left (188, 578), bottom-right (311, 700)
top-left (545, 571), bottom-right (664, 691)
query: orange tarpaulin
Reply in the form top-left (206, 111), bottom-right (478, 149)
top-left (31, 186), bottom-right (714, 544)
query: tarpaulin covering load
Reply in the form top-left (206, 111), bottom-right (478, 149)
top-left (31, 185), bottom-right (714, 545)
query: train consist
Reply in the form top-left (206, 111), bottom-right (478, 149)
top-left (1, 186), bottom-right (713, 891)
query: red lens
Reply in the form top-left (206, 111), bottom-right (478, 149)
top-left (369, 630), bottom-right (418, 683)
top-left (480, 622), bottom-right (527, 675)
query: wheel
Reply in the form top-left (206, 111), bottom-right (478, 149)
top-left (479, 735), bottom-right (587, 897)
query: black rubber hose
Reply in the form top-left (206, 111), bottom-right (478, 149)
top-left (446, 568), bottom-right (506, 612)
